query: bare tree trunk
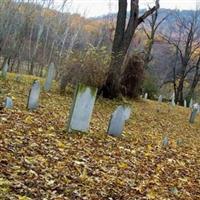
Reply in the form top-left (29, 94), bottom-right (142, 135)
top-left (102, 0), bottom-right (159, 98)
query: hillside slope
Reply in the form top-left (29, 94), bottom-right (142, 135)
top-left (0, 74), bottom-right (200, 199)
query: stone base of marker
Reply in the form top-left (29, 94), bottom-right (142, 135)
top-left (107, 105), bottom-right (131, 137)
top-left (67, 83), bottom-right (97, 133)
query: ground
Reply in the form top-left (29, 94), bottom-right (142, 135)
top-left (0, 74), bottom-right (200, 200)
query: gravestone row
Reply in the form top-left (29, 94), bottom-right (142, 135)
top-left (2, 70), bottom-right (199, 135)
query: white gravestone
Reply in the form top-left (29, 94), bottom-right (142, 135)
top-left (107, 105), bottom-right (131, 137)
top-left (189, 98), bottom-right (193, 108)
top-left (1, 62), bottom-right (8, 78)
top-left (67, 83), bottom-right (97, 133)
top-left (158, 95), bottom-right (163, 103)
top-left (171, 92), bottom-right (175, 106)
top-left (4, 97), bottom-right (13, 109)
top-left (27, 80), bottom-right (41, 110)
top-left (184, 100), bottom-right (187, 108)
top-left (44, 63), bottom-right (56, 92)
top-left (189, 103), bottom-right (199, 124)
top-left (144, 93), bottom-right (148, 100)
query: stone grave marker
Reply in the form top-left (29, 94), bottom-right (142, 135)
top-left (44, 63), bottom-right (56, 92)
top-left (107, 105), bottom-right (131, 137)
top-left (184, 100), bottom-right (187, 108)
top-left (4, 97), bottom-right (13, 109)
top-left (1, 62), bottom-right (8, 79)
top-left (27, 80), bottom-right (41, 110)
top-left (189, 98), bottom-right (193, 108)
top-left (171, 92), bottom-right (175, 106)
top-left (15, 74), bottom-right (22, 82)
top-left (67, 83), bottom-right (97, 133)
top-left (144, 93), bottom-right (148, 100)
top-left (189, 103), bottom-right (199, 124)
top-left (158, 95), bottom-right (163, 103)
top-left (162, 136), bottom-right (169, 147)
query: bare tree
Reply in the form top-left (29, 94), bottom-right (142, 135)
top-left (162, 10), bottom-right (200, 105)
top-left (143, 9), bottom-right (168, 69)
top-left (102, 0), bottom-right (160, 99)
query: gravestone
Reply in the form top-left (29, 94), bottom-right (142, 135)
top-left (189, 103), bottom-right (199, 123)
top-left (144, 93), bottom-right (148, 100)
top-left (27, 80), bottom-right (41, 110)
top-left (189, 98), bottom-right (193, 108)
top-left (1, 62), bottom-right (8, 78)
top-left (162, 136), bottom-right (169, 147)
top-left (44, 63), bottom-right (56, 92)
top-left (184, 100), bottom-right (187, 108)
top-left (158, 95), bottom-right (163, 103)
top-left (15, 74), bottom-right (22, 82)
top-left (4, 97), bottom-right (13, 109)
top-left (107, 105), bottom-right (131, 137)
top-left (171, 92), bottom-right (175, 106)
top-left (67, 83), bottom-right (97, 133)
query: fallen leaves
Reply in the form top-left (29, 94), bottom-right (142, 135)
top-left (0, 74), bottom-right (200, 199)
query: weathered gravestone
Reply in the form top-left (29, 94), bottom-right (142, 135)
top-left (67, 83), bottom-right (97, 133)
top-left (184, 100), bottom-right (187, 108)
top-left (171, 92), bottom-right (175, 106)
top-left (15, 74), bottom-right (22, 82)
top-left (162, 136), bottom-right (169, 148)
top-left (158, 95), bottom-right (163, 103)
top-left (1, 62), bottom-right (8, 79)
top-left (144, 93), bottom-right (148, 100)
top-left (189, 98), bottom-right (193, 108)
top-left (4, 97), bottom-right (13, 109)
top-left (107, 105), bottom-right (131, 137)
top-left (27, 80), bottom-right (41, 110)
top-left (189, 103), bottom-right (199, 124)
top-left (44, 63), bottom-right (56, 92)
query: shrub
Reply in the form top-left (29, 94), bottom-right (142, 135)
top-left (142, 74), bottom-right (158, 99)
top-left (60, 45), bottom-right (110, 94)
top-left (120, 54), bottom-right (144, 98)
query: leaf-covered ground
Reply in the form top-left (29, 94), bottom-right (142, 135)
top-left (0, 74), bottom-right (200, 200)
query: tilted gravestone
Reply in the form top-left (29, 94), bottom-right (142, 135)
top-left (184, 100), bottom-right (187, 108)
top-left (44, 63), bottom-right (56, 92)
top-left (158, 95), bottom-right (163, 103)
top-left (27, 80), bottom-right (41, 110)
top-left (1, 62), bottom-right (8, 79)
top-left (189, 103), bottom-right (199, 124)
top-left (67, 83), bottom-right (97, 133)
top-left (4, 97), bottom-right (13, 109)
top-left (107, 105), bottom-right (131, 137)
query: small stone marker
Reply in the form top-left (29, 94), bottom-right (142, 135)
top-left (189, 103), bottom-right (199, 124)
top-left (184, 100), bottom-right (187, 108)
top-left (67, 83), bottom-right (97, 133)
top-left (1, 62), bottom-right (8, 78)
top-left (162, 136), bottom-right (169, 147)
top-left (4, 97), bottom-right (13, 109)
top-left (189, 98), bottom-right (193, 108)
top-left (27, 80), bottom-right (41, 110)
top-left (107, 105), bottom-right (131, 137)
top-left (158, 95), bottom-right (163, 103)
top-left (44, 63), bottom-right (56, 92)
top-left (144, 93), bottom-right (148, 100)
top-left (15, 74), bottom-right (22, 82)
top-left (171, 92), bottom-right (175, 106)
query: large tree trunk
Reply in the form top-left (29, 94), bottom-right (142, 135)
top-left (102, 0), bottom-right (159, 99)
